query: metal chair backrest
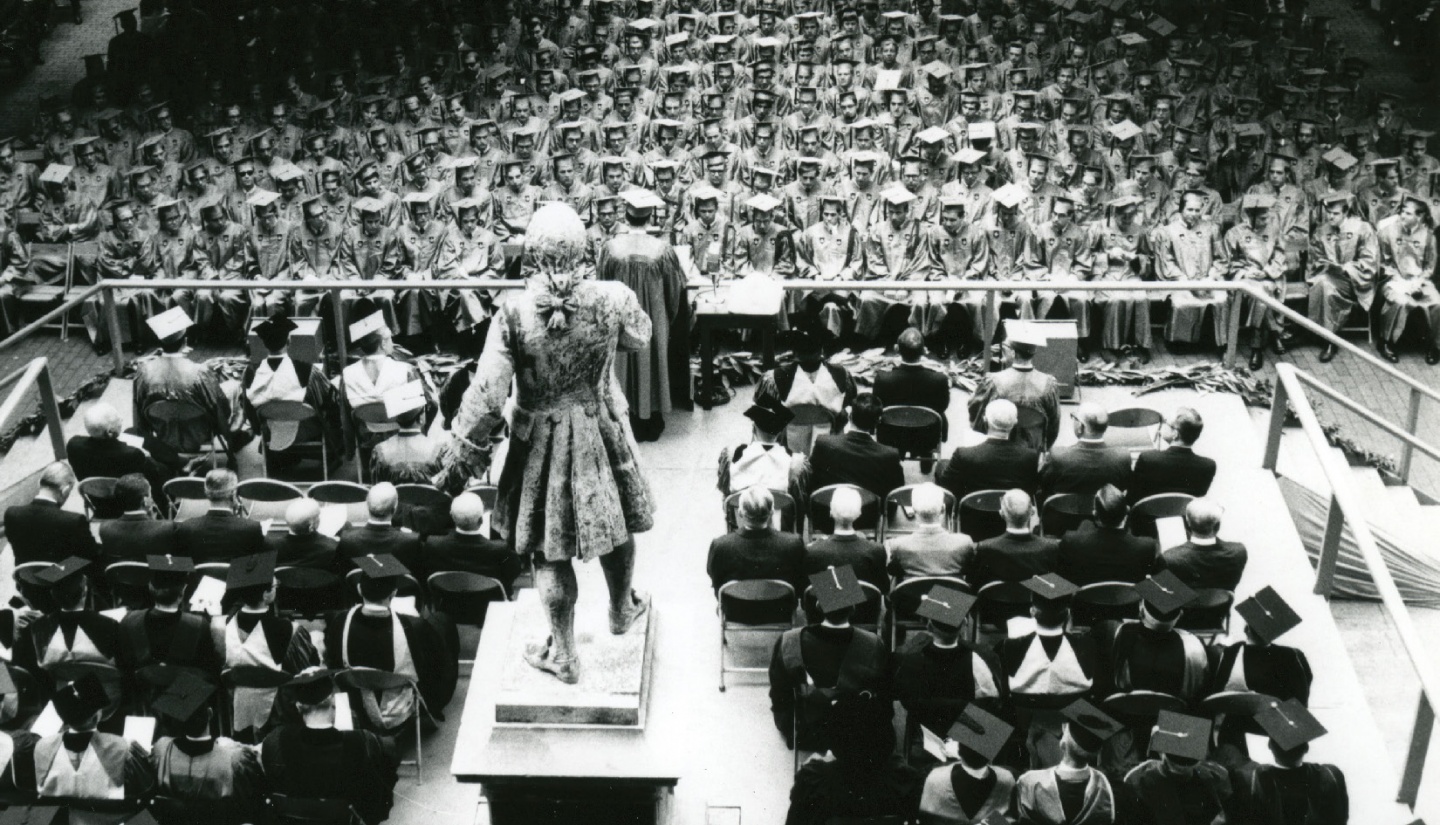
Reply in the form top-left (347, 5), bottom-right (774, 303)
top-left (396, 484), bottom-right (450, 511)
top-left (237, 478), bottom-right (306, 503)
top-left (351, 402), bottom-right (393, 425)
top-left (270, 793), bottom-right (361, 825)
top-left (1106, 406), bottom-right (1164, 450)
top-left (1072, 581), bottom-right (1140, 626)
top-left (957, 489), bottom-right (1007, 542)
top-left (808, 483), bottom-right (882, 537)
top-left (718, 579), bottom-right (798, 626)
top-left (465, 484), bottom-right (499, 512)
top-left (723, 488), bottom-right (798, 532)
top-left (1040, 492), bottom-right (1093, 538)
top-left (104, 561), bottom-right (152, 609)
top-left (77, 477), bottom-right (121, 520)
top-left (877, 405), bottom-right (944, 457)
top-left (163, 477), bottom-right (208, 520)
top-left (1198, 690), bottom-right (1278, 720)
top-left (426, 571), bottom-right (505, 625)
top-left (1129, 493), bottom-right (1195, 539)
top-left (274, 566), bottom-right (345, 617)
top-left (1102, 689), bottom-right (1187, 723)
top-left (975, 580), bottom-right (1034, 628)
top-left (884, 484), bottom-right (958, 535)
top-left (257, 400), bottom-right (320, 423)
top-left (334, 666), bottom-right (417, 693)
top-left (222, 665), bottom-right (293, 690)
top-left (307, 481), bottom-right (371, 505)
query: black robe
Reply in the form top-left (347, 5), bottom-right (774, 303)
top-left (259, 725), bottom-right (398, 825)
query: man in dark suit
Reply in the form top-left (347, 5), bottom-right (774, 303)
top-left (803, 487), bottom-right (888, 595)
top-left (264, 498), bottom-right (340, 571)
top-left (336, 482), bottom-right (423, 573)
top-left (971, 490), bottom-right (1060, 586)
top-left (98, 474), bottom-right (180, 563)
top-left (937, 399), bottom-right (1040, 498)
top-left (808, 393), bottom-right (904, 503)
top-left (1161, 498), bottom-right (1248, 591)
top-left (706, 486), bottom-right (807, 597)
top-left (174, 468), bottom-right (266, 564)
top-left (873, 328), bottom-right (950, 466)
top-left (66, 402), bottom-right (180, 498)
top-left (1057, 485), bottom-right (1160, 586)
top-left (418, 492), bottom-right (522, 593)
top-left (1127, 407), bottom-right (1217, 504)
top-left (4, 461), bottom-right (97, 566)
top-left (1037, 402), bottom-right (1132, 504)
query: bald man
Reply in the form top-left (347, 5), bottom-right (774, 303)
top-left (4, 461), bottom-right (97, 566)
top-left (264, 499), bottom-right (340, 571)
top-left (175, 468), bottom-right (266, 564)
top-left (336, 482), bottom-right (423, 573)
top-left (937, 400), bottom-right (1041, 498)
top-left (1160, 499), bottom-right (1248, 591)
top-left (418, 493), bottom-right (521, 592)
top-left (972, 490), bottom-right (1060, 586)
top-left (1037, 403), bottom-right (1132, 504)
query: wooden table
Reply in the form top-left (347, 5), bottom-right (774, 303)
top-left (692, 284), bottom-right (783, 410)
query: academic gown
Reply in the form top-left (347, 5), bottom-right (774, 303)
top-left (1001, 631), bottom-right (1099, 768)
top-left (919, 763), bottom-right (1016, 825)
top-left (1211, 642), bottom-right (1313, 705)
top-left (322, 607), bottom-right (457, 732)
top-left (117, 608), bottom-right (222, 677)
top-left (1106, 622), bottom-right (1209, 701)
top-left (892, 635), bottom-right (1006, 739)
top-left (224, 610), bottom-right (320, 737)
top-left (1229, 762), bottom-right (1348, 825)
top-left (260, 725), bottom-right (398, 825)
top-left (14, 610), bottom-right (121, 673)
top-left (24, 731), bottom-right (156, 825)
top-left (1016, 766), bottom-right (1115, 825)
top-left (151, 736), bottom-right (265, 824)
top-left (133, 354), bottom-right (233, 453)
top-left (966, 365), bottom-right (1061, 451)
top-left (1121, 759), bottom-right (1232, 825)
top-left (597, 230), bottom-right (693, 420)
top-left (769, 624), bottom-right (890, 751)
top-left (241, 355), bottom-right (343, 459)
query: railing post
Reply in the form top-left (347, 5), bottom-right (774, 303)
top-left (1315, 493), bottom-right (1344, 598)
top-left (1399, 387), bottom-right (1422, 484)
top-left (1262, 376), bottom-right (1289, 473)
top-left (34, 361), bottom-right (66, 460)
top-left (330, 290), bottom-right (356, 456)
top-left (1398, 693), bottom-right (1434, 807)
top-left (980, 289), bottom-right (996, 371)
top-left (1223, 289), bottom-right (1243, 369)
top-left (102, 287), bottom-right (126, 376)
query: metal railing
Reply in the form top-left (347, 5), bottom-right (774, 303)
top-left (0, 357), bottom-right (68, 462)
top-left (1263, 363), bottom-right (1440, 808)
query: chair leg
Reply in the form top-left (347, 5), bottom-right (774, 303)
top-left (718, 613), bottom-right (726, 692)
top-left (415, 692), bottom-right (423, 784)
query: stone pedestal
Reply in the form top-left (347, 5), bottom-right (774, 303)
top-left (494, 589), bottom-right (655, 728)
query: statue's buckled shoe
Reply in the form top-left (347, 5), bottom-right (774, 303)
top-left (609, 591), bottom-right (650, 635)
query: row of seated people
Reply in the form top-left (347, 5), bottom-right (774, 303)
top-left (710, 481), bottom-right (1244, 604)
top-left (768, 562), bottom-right (1329, 825)
top-left (5, 465), bottom-right (522, 595)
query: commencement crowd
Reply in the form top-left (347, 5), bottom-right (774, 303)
top-left (709, 332), bottom-right (1345, 824)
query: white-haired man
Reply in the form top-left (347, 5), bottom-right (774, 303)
top-left (804, 486), bottom-right (889, 595)
top-left (938, 399), bottom-right (1041, 499)
top-left (885, 483), bottom-right (973, 582)
top-left (65, 402), bottom-right (180, 494)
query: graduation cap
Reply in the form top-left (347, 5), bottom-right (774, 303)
top-left (451, 196), bottom-right (484, 216)
top-left (915, 586), bottom-right (976, 629)
top-left (226, 551), bottom-right (277, 591)
top-left (744, 399), bottom-right (794, 434)
top-left (146, 306), bottom-right (193, 341)
top-left (1235, 122), bottom-right (1267, 139)
top-left (746, 192), bottom-right (782, 214)
top-left (967, 122), bottom-right (996, 141)
top-left (620, 188), bottom-right (664, 217)
top-left (272, 164), bottom-right (306, 184)
top-left (39, 164), bottom-right (73, 185)
top-left (916, 126), bottom-right (950, 145)
top-left (922, 61), bottom-right (953, 79)
top-left (1151, 710), bottom-right (1212, 761)
top-left (990, 183), bottom-right (1025, 210)
top-left (1257, 698), bottom-right (1327, 751)
top-left (403, 191), bottom-right (437, 212)
top-left (1242, 192), bottom-right (1277, 211)
top-left (1236, 586), bottom-right (1301, 643)
top-left (880, 186), bottom-right (917, 207)
top-left (289, 668), bottom-right (337, 705)
top-left (1023, 573), bottom-right (1077, 604)
top-left (1135, 570), bottom-right (1195, 619)
top-left (688, 184), bottom-right (722, 205)
top-left (152, 669), bottom-right (216, 725)
top-left (1062, 698), bottom-right (1123, 752)
top-left (254, 312), bottom-right (297, 351)
top-left (1118, 32), bottom-right (1148, 46)
top-left (953, 147), bottom-right (986, 166)
top-left (810, 565), bottom-right (867, 613)
top-left (147, 553), bottom-right (195, 583)
top-left (383, 381), bottom-right (427, 420)
top-left (1321, 191), bottom-right (1354, 208)
top-left (349, 301), bottom-right (388, 344)
top-left (36, 557), bottom-right (89, 586)
top-left (53, 674), bottom-right (110, 726)
top-left (247, 190), bottom-right (281, 210)
top-left (1108, 119), bottom-right (1143, 142)
top-left (355, 553), bottom-right (410, 581)
top-left (948, 704), bottom-right (1013, 763)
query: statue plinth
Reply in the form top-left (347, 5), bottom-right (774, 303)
top-left (494, 589), bottom-right (655, 728)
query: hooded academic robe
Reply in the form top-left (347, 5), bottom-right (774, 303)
top-left (133, 353), bottom-right (233, 453)
top-left (1150, 218), bottom-right (1231, 345)
top-left (25, 731), bottom-right (155, 825)
top-left (966, 365), bottom-right (1061, 451)
top-left (14, 610), bottom-right (121, 673)
top-left (919, 763), bottom-right (1016, 825)
top-left (1121, 759), bottom-right (1232, 825)
top-left (769, 624), bottom-right (889, 752)
top-left (396, 220), bottom-right (462, 336)
top-left (151, 735), bottom-right (265, 824)
top-left (1210, 642), bottom-right (1313, 705)
top-left (1106, 622), bottom-right (1209, 700)
top-left (892, 635), bottom-right (1006, 737)
top-left (260, 725), bottom-right (397, 825)
top-left (1016, 766), bottom-right (1115, 825)
top-left (224, 610), bottom-right (320, 737)
top-left (242, 355), bottom-right (342, 459)
top-left (598, 230), bottom-right (693, 420)
top-left (1229, 762), bottom-right (1348, 825)
top-left (322, 606), bottom-right (457, 733)
top-left (1001, 630), bottom-right (1099, 768)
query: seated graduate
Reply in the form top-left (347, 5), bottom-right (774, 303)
top-left (917, 704), bottom-right (1018, 825)
top-left (1160, 498), bottom-right (1248, 592)
top-left (222, 552), bottom-right (320, 742)
top-left (368, 384), bottom-right (443, 484)
top-left (707, 486), bottom-right (807, 599)
top-left (971, 490), bottom-right (1060, 587)
top-left (149, 671), bottom-right (266, 824)
top-left (770, 566), bottom-right (890, 752)
top-left (1101, 572), bottom-right (1211, 705)
top-left (804, 486), bottom-right (888, 596)
top-left (0, 695), bottom-right (39, 799)
top-left (1127, 407), bottom-right (1216, 505)
top-left (1120, 711), bottom-right (1232, 825)
top-left (322, 554), bottom-right (456, 735)
top-left (14, 558), bottom-right (120, 672)
top-left (785, 696), bottom-right (922, 825)
top-left (264, 499), bottom-right (340, 571)
top-left (998, 575), bottom-right (1100, 768)
top-left (174, 468), bottom-right (267, 564)
top-left (1015, 700), bottom-right (1121, 825)
top-left (1221, 699), bottom-right (1348, 825)
top-left (3, 461), bottom-right (98, 567)
top-left (752, 328), bottom-right (858, 452)
top-left (938, 400), bottom-right (1041, 500)
top-left (98, 474), bottom-right (180, 564)
top-left (261, 668), bottom-right (399, 825)
top-left (885, 482), bottom-right (974, 583)
top-left (241, 312), bottom-right (342, 474)
top-left (131, 307), bottom-right (235, 455)
top-left (717, 398), bottom-right (809, 523)
top-left (340, 299), bottom-right (429, 447)
top-left (1211, 587), bottom-right (1313, 706)
top-left (16, 674), bottom-right (156, 811)
top-left (116, 554), bottom-right (222, 678)
top-left (892, 586), bottom-right (1005, 740)
top-left (418, 492), bottom-right (521, 592)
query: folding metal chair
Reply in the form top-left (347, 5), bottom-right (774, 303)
top-left (718, 579), bottom-right (797, 692)
top-left (256, 400), bottom-right (329, 480)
